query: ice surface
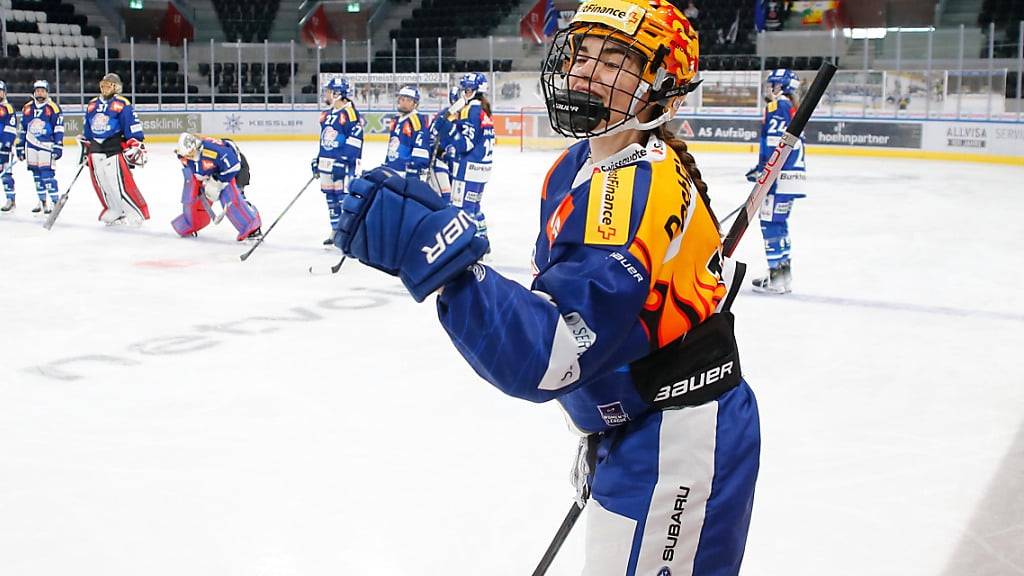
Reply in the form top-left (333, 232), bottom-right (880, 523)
top-left (1, 141), bottom-right (1022, 576)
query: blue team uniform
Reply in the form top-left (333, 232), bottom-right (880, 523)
top-left (17, 98), bottom-right (64, 205)
top-left (384, 111), bottom-right (432, 177)
top-left (83, 94), bottom-right (150, 222)
top-left (84, 94), bottom-right (143, 145)
top-left (173, 136), bottom-right (261, 240)
top-left (436, 135), bottom-right (759, 575)
top-left (437, 96), bottom-right (494, 238)
top-left (317, 102), bottom-right (363, 232)
top-left (757, 95), bottom-right (806, 271)
top-left (0, 98), bottom-right (16, 204)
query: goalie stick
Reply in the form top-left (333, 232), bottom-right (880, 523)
top-left (530, 61), bottom-right (837, 576)
top-left (239, 175), bottom-right (316, 261)
top-left (42, 162), bottom-right (87, 230)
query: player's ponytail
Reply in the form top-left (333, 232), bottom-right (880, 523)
top-left (477, 94), bottom-right (492, 117)
top-left (655, 123), bottom-right (717, 228)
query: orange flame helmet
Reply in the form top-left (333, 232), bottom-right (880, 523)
top-left (569, 0), bottom-right (699, 98)
top-left (541, 0), bottom-right (702, 137)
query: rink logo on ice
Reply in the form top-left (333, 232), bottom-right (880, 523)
top-left (24, 287), bottom-right (400, 381)
top-left (597, 402), bottom-right (629, 426)
top-left (422, 210), bottom-right (475, 264)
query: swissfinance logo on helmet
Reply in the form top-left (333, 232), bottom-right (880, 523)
top-left (571, 0), bottom-right (699, 89)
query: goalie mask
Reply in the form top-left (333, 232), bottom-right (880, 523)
top-left (541, 0), bottom-right (701, 138)
top-left (175, 132), bottom-right (200, 159)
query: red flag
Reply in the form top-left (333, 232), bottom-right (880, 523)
top-left (159, 1), bottom-right (194, 46)
top-left (300, 5), bottom-right (339, 48)
top-left (519, 0), bottom-right (549, 44)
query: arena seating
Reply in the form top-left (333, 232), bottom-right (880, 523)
top-left (212, 0), bottom-right (280, 43)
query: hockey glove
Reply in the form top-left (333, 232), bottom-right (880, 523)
top-left (745, 165), bottom-right (763, 183)
top-left (311, 157), bottom-right (320, 178)
top-left (16, 142), bottom-right (25, 162)
top-left (335, 166), bottom-right (489, 303)
top-left (122, 138), bottom-right (147, 167)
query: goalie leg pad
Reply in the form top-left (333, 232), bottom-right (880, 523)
top-left (219, 179), bottom-right (261, 240)
top-left (89, 153), bottom-right (150, 223)
top-left (172, 166), bottom-right (211, 236)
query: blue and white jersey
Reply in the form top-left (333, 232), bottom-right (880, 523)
top-left (437, 136), bottom-right (729, 434)
top-left (0, 100), bottom-right (16, 161)
top-left (448, 98), bottom-right (494, 183)
top-left (384, 111), bottom-right (432, 174)
top-left (84, 94), bottom-right (143, 144)
top-left (19, 99), bottom-right (64, 153)
top-left (318, 102), bottom-right (363, 171)
top-left (758, 96), bottom-right (806, 193)
top-left (189, 136), bottom-right (242, 183)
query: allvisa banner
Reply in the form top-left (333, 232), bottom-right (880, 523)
top-left (159, 1), bottom-right (194, 46)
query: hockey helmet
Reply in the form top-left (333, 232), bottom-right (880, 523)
top-left (326, 77), bottom-right (352, 100)
top-left (766, 68), bottom-right (800, 95)
top-left (540, 0), bottom-right (701, 138)
top-left (100, 73), bottom-right (123, 93)
top-left (175, 132), bottom-right (201, 159)
top-left (33, 79), bottom-right (50, 93)
top-left (0, 79), bottom-right (6, 95)
top-left (458, 72), bottom-right (485, 94)
top-left (397, 85), bottom-right (421, 103)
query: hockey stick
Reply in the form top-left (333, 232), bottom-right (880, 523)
top-left (42, 162), bottom-right (87, 230)
top-left (532, 501), bottom-right (584, 576)
top-left (239, 175), bottom-right (316, 261)
top-left (721, 61), bottom-right (836, 257)
top-left (198, 193), bottom-right (221, 224)
top-left (308, 254), bottom-right (346, 275)
top-left (719, 203), bottom-right (744, 226)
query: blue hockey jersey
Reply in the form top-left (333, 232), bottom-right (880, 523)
top-left (385, 111), bottom-right (432, 174)
top-left (437, 135), bottom-right (729, 434)
top-left (447, 98), bottom-right (494, 183)
top-left (758, 97), bottom-right (806, 173)
top-left (189, 137), bottom-right (242, 182)
top-left (84, 94), bottom-right (144, 144)
top-left (0, 101), bottom-right (16, 161)
top-left (19, 99), bottom-right (64, 154)
top-left (318, 102), bottom-right (363, 170)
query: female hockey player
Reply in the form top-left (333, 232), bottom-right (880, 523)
top-left (746, 68), bottom-right (806, 294)
top-left (16, 80), bottom-right (64, 214)
top-left (430, 72), bottom-right (494, 239)
top-left (333, 1), bottom-right (760, 574)
top-left (312, 77), bottom-right (363, 245)
top-left (0, 80), bottom-right (16, 212)
top-left (82, 73), bottom-right (150, 225)
top-left (172, 132), bottom-right (262, 241)
top-left (384, 85), bottom-right (432, 178)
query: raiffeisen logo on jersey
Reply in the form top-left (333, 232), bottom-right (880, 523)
top-left (574, 0), bottom-right (646, 35)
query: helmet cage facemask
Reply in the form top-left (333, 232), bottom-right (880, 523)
top-left (542, 24), bottom-right (700, 139)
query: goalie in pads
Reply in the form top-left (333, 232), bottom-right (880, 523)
top-left (82, 73), bottom-right (150, 225)
top-left (172, 132), bottom-right (262, 241)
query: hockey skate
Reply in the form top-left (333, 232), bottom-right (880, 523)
top-left (241, 228), bottom-right (263, 243)
top-left (752, 262), bottom-right (791, 294)
top-left (44, 201), bottom-right (53, 214)
top-left (32, 199), bottom-right (46, 213)
top-left (0, 198), bottom-right (13, 212)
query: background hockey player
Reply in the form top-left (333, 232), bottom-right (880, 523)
top-left (312, 77), bottom-right (363, 245)
top-left (81, 73), bottom-right (150, 225)
top-left (746, 68), bottom-right (807, 294)
top-left (427, 86), bottom-right (461, 201)
top-left (383, 85), bottom-right (431, 179)
top-left (172, 132), bottom-right (262, 241)
top-left (332, 1), bottom-right (760, 574)
top-left (431, 72), bottom-right (494, 239)
top-left (16, 80), bottom-right (64, 214)
top-left (0, 80), bottom-right (16, 212)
